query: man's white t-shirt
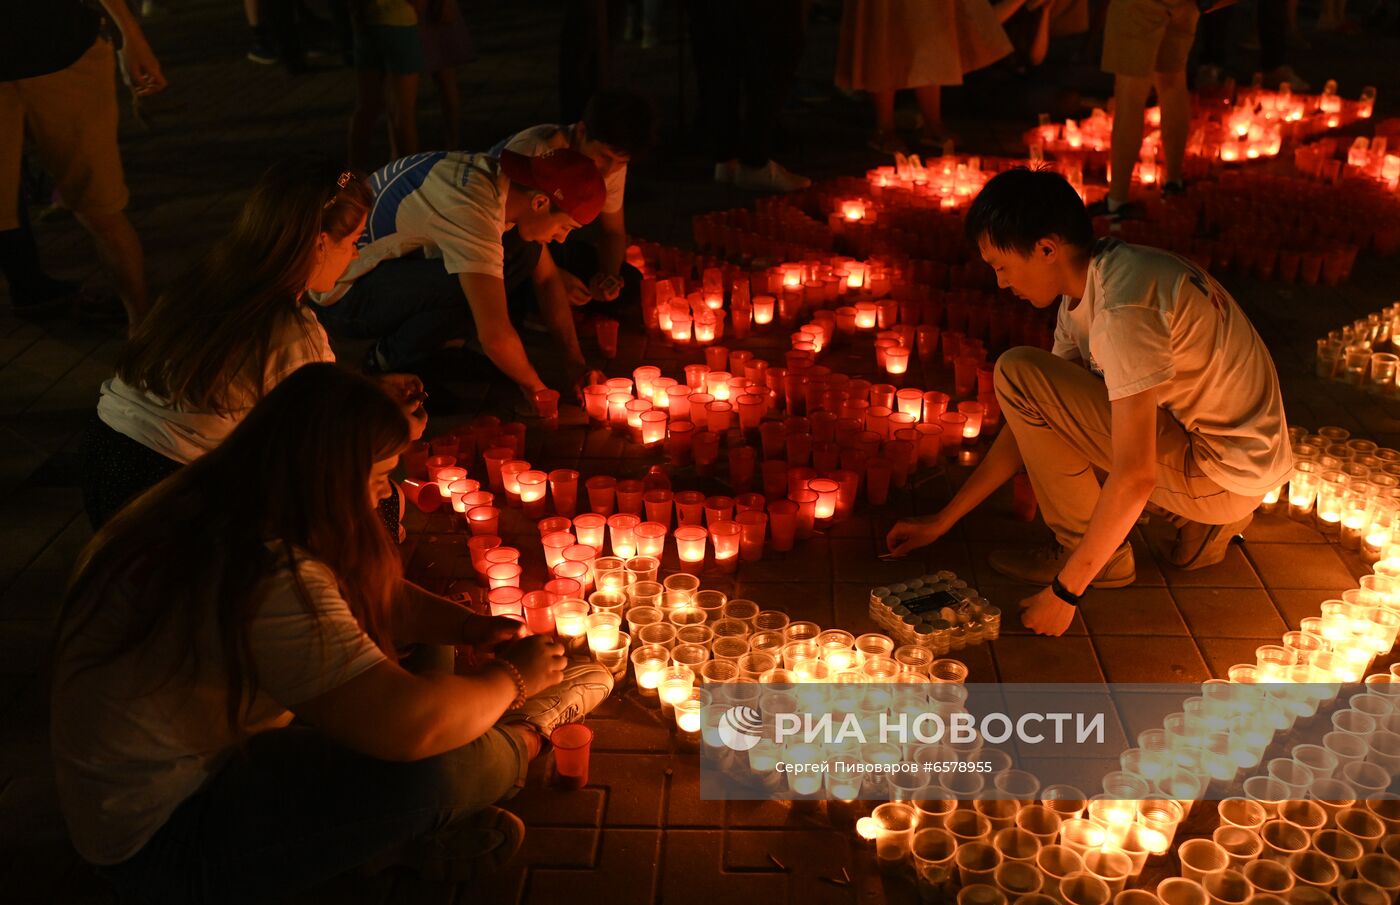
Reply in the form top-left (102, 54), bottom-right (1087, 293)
top-left (312, 151), bottom-right (513, 305)
top-left (1052, 239), bottom-right (1292, 497)
top-left (96, 303), bottom-right (334, 464)
top-left (52, 548), bottom-right (387, 865)
top-left (492, 124), bottom-right (626, 215)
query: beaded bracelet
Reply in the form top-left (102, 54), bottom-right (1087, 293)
top-left (493, 660), bottom-right (528, 710)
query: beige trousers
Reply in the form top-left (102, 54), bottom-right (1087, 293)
top-left (994, 347), bottom-right (1261, 549)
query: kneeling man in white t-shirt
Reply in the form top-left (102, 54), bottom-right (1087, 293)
top-left (887, 168), bottom-right (1292, 636)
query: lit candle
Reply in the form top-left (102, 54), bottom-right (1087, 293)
top-left (753, 295), bottom-right (775, 325)
top-left (694, 313), bottom-right (716, 343)
top-left (553, 600), bottom-right (590, 638)
top-left (641, 410), bottom-right (668, 447)
top-left (809, 478), bottom-right (839, 521)
top-left (675, 699), bottom-right (702, 734)
top-left (855, 302), bottom-right (877, 329)
top-left (587, 612), bottom-right (622, 652)
top-left (658, 665), bottom-right (695, 706)
top-left (433, 466), bottom-right (467, 495)
top-left (671, 312), bottom-right (692, 343)
top-left (516, 469), bottom-right (548, 518)
top-left (675, 526), bottom-right (708, 566)
top-left (636, 657), bottom-right (667, 690)
top-left (635, 522), bottom-right (667, 557)
top-left (841, 200), bottom-right (866, 221)
top-left (957, 401), bottom-right (984, 441)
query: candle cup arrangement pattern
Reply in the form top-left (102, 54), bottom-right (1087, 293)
top-left (1316, 303), bottom-right (1400, 395)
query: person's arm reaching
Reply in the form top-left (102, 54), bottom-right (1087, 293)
top-left (592, 209), bottom-right (628, 300)
top-left (885, 425), bottom-right (1026, 555)
top-left (1019, 386), bottom-right (1159, 635)
top-left (532, 245), bottom-right (592, 385)
top-left (97, 0), bottom-right (168, 94)
top-left (393, 579), bottom-right (521, 653)
top-left (459, 271), bottom-right (547, 394)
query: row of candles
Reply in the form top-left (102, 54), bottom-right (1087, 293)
top-left (1026, 82), bottom-right (1374, 167)
top-left (1315, 302), bottom-right (1400, 394)
top-left (1262, 424), bottom-right (1400, 562)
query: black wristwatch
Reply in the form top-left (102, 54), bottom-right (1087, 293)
top-left (1051, 575), bottom-right (1081, 606)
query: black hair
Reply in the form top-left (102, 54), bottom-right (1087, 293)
top-left (964, 167), bottom-right (1094, 256)
top-left (581, 89), bottom-right (655, 158)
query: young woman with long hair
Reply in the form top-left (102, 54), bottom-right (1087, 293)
top-left (82, 154), bottom-right (427, 530)
top-left (53, 364), bottom-right (613, 903)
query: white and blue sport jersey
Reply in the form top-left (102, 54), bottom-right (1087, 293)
top-left (311, 151), bottom-right (512, 305)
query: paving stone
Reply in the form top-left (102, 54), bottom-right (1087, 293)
top-left (1076, 588), bottom-right (1188, 637)
top-left (587, 753), bottom-right (671, 827)
top-left (525, 829), bottom-right (661, 905)
top-left (1266, 588), bottom-right (1340, 630)
top-left (724, 829), bottom-right (861, 903)
top-left (659, 830), bottom-right (789, 905)
top-left (1196, 637), bottom-right (1280, 679)
top-left (1094, 636), bottom-right (1210, 684)
top-left (991, 636), bottom-right (1105, 684)
top-left (1161, 545), bottom-right (1262, 589)
top-left (1170, 588), bottom-right (1289, 638)
top-left (1244, 513), bottom-right (1329, 544)
top-left (1245, 542), bottom-right (1359, 591)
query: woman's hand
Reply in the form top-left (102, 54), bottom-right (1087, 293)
top-left (588, 272), bottom-right (624, 302)
top-left (376, 373), bottom-right (429, 441)
top-left (499, 634), bottom-right (567, 697)
top-left (884, 512), bottom-right (953, 557)
top-left (118, 30), bottom-right (167, 96)
top-left (460, 614), bottom-right (522, 657)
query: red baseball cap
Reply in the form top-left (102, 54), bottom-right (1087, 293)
top-left (499, 148), bottom-right (607, 226)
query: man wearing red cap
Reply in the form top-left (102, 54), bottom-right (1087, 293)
top-left (311, 147), bottom-right (607, 402)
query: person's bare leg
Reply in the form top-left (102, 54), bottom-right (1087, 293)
top-left (870, 88), bottom-right (897, 137)
top-left (430, 68), bottom-right (461, 148)
top-left (505, 723), bottom-right (543, 759)
top-left (1153, 69), bottom-right (1190, 184)
top-left (244, 0), bottom-right (259, 27)
top-left (913, 84), bottom-right (945, 142)
top-left (386, 72), bottom-right (420, 159)
top-left (74, 209), bottom-right (148, 327)
top-left (1107, 73), bottom-right (1152, 204)
top-left (349, 68), bottom-right (386, 171)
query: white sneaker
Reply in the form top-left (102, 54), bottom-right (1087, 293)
top-left (733, 159), bottom-right (811, 193)
top-left (713, 159), bottom-right (739, 185)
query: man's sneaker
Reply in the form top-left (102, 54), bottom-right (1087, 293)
top-left (501, 661), bottom-right (613, 739)
top-left (987, 542), bottom-right (1136, 588)
top-left (713, 159), bottom-right (738, 185)
top-left (247, 39), bottom-right (278, 64)
top-left (733, 159), bottom-right (811, 193)
top-left (398, 806), bottom-right (525, 882)
top-left (1168, 514), bottom-right (1252, 570)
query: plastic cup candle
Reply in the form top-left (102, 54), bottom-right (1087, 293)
top-left (633, 522), bottom-right (667, 557)
top-left (548, 469), bottom-right (580, 518)
top-left (631, 645), bottom-right (669, 692)
top-left (608, 514), bottom-right (640, 558)
top-left (574, 513), bottom-right (606, 549)
top-left (958, 401), bottom-right (985, 441)
top-left (500, 461), bottom-right (530, 506)
top-left (550, 723), bottom-right (593, 789)
top-left (486, 562), bottom-right (521, 590)
top-left (657, 664), bottom-right (696, 706)
top-left (542, 531), bottom-right (575, 568)
top-left (808, 478), bottom-right (839, 522)
top-left (488, 587), bottom-right (524, 618)
top-left (432, 465), bottom-right (467, 496)
top-left (855, 302), bottom-right (878, 329)
top-left (592, 555), bottom-right (627, 593)
top-left (753, 295), bottom-right (775, 325)
top-left (467, 506), bottom-right (500, 536)
top-left (640, 410), bottom-right (668, 446)
top-left (517, 470), bottom-right (548, 517)
top-left (553, 599), bottom-right (590, 638)
top-left (586, 612), bottom-right (622, 652)
top-left (583, 384), bottom-right (610, 423)
top-left (885, 346), bottom-right (910, 378)
top-left (675, 698), bottom-right (703, 734)
top-left (633, 366), bottom-right (661, 401)
top-left (675, 526), bottom-right (708, 567)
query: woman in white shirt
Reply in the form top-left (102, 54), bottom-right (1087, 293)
top-left (55, 364), bottom-right (612, 902)
top-left (82, 156), bottom-right (425, 529)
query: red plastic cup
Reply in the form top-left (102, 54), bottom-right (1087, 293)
top-left (401, 478), bottom-right (444, 513)
top-left (551, 723), bottom-right (594, 789)
top-left (595, 318), bottom-right (620, 358)
top-left (832, 469), bottom-right (859, 520)
top-left (538, 516), bottom-right (572, 537)
top-left (704, 495), bottom-right (736, 527)
top-left (482, 447), bottom-right (513, 493)
top-left (468, 535), bottom-right (501, 574)
top-left (552, 559), bottom-right (590, 591)
top-left (737, 510), bottom-right (768, 561)
top-left (607, 513), bottom-right (641, 558)
top-left (886, 439), bottom-right (915, 489)
top-left (707, 401), bottom-right (733, 434)
top-left (548, 469), bottom-right (580, 518)
top-left (760, 421), bottom-right (787, 460)
top-left (542, 530), bottom-right (576, 568)
top-left (665, 420), bottom-right (694, 465)
top-left (643, 489), bottom-right (674, 527)
top-left (684, 363), bottom-right (710, 391)
top-left (762, 460), bottom-right (789, 500)
top-left (939, 413), bottom-right (968, 450)
top-left (585, 475), bottom-right (617, 515)
top-left (582, 384), bottom-right (610, 424)
top-left (915, 423), bottom-right (944, 466)
top-left (425, 455), bottom-right (458, 486)
top-left (710, 520), bottom-right (741, 573)
top-left (812, 441), bottom-right (840, 473)
top-left (957, 400), bottom-right (985, 442)
top-left (544, 577), bottom-right (582, 603)
top-left (486, 562), bottom-right (522, 590)
top-left (923, 391), bottom-right (950, 421)
top-left (572, 513), bottom-right (607, 549)
top-left (533, 388), bottom-right (561, 429)
top-left (784, 431), bottom-right (812, 468)
top-left (867, 457), bottom-right (893, 505)
top-left (768, 499), bottom-right (799, 552)
top-left (787, 467), bottom-right (817, 500)
top-left (790, 489), bottom-right (818, 539)
top-left (704, 345), bottom-right (730, 372)
top-left (808, 478), bottom-right (839, 522)
top-left (517, 469), bottom-right (549, 518)
top-left (692, 430), bottom-right (721, 475)
top-left (524, 590), bottom-right (557, 635)
top-left (735, 492), bottom-right (766, 514)
top-left (429, 434), bottom-right (460, 459)
top-left (676, 490), bottom-right (707, 526)
top-left (954, 356), bottom-right (980, 397)
top-left (634, 521), bottom-right (668, 557)
top-left (487, 586), bottom-right (524, 618)
top-left (674, 525), bottom-right (708, 571)
top-left (729, 446), bottom-right (757, 491)
top-left (916, 325), bottom-right (941, 360)
top-left (467, 506), bottom-right (501, 536)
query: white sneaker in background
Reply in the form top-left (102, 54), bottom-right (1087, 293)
top-left (733, 159), bottom-right (811, 193)
top-left (713, 159), bottom-right (739, 185)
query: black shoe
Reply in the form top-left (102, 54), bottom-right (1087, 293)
top-left (1161, 180), bottom-right (1187, 199)
top-left (1086, 199), bottom-right (1138, 221)
top-left (247, 39), bottom-right (278, 64)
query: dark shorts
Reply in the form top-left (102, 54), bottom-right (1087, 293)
top-left (353, 24), bottom-right (426, 74)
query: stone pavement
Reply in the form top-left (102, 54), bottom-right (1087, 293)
top-left (3, 0), bottom-right (1400, 902)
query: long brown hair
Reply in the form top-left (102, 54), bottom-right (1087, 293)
top-left (116, 156), bottom-right (372, 415)
top-left (58, 364), bottom-right (409, 737)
